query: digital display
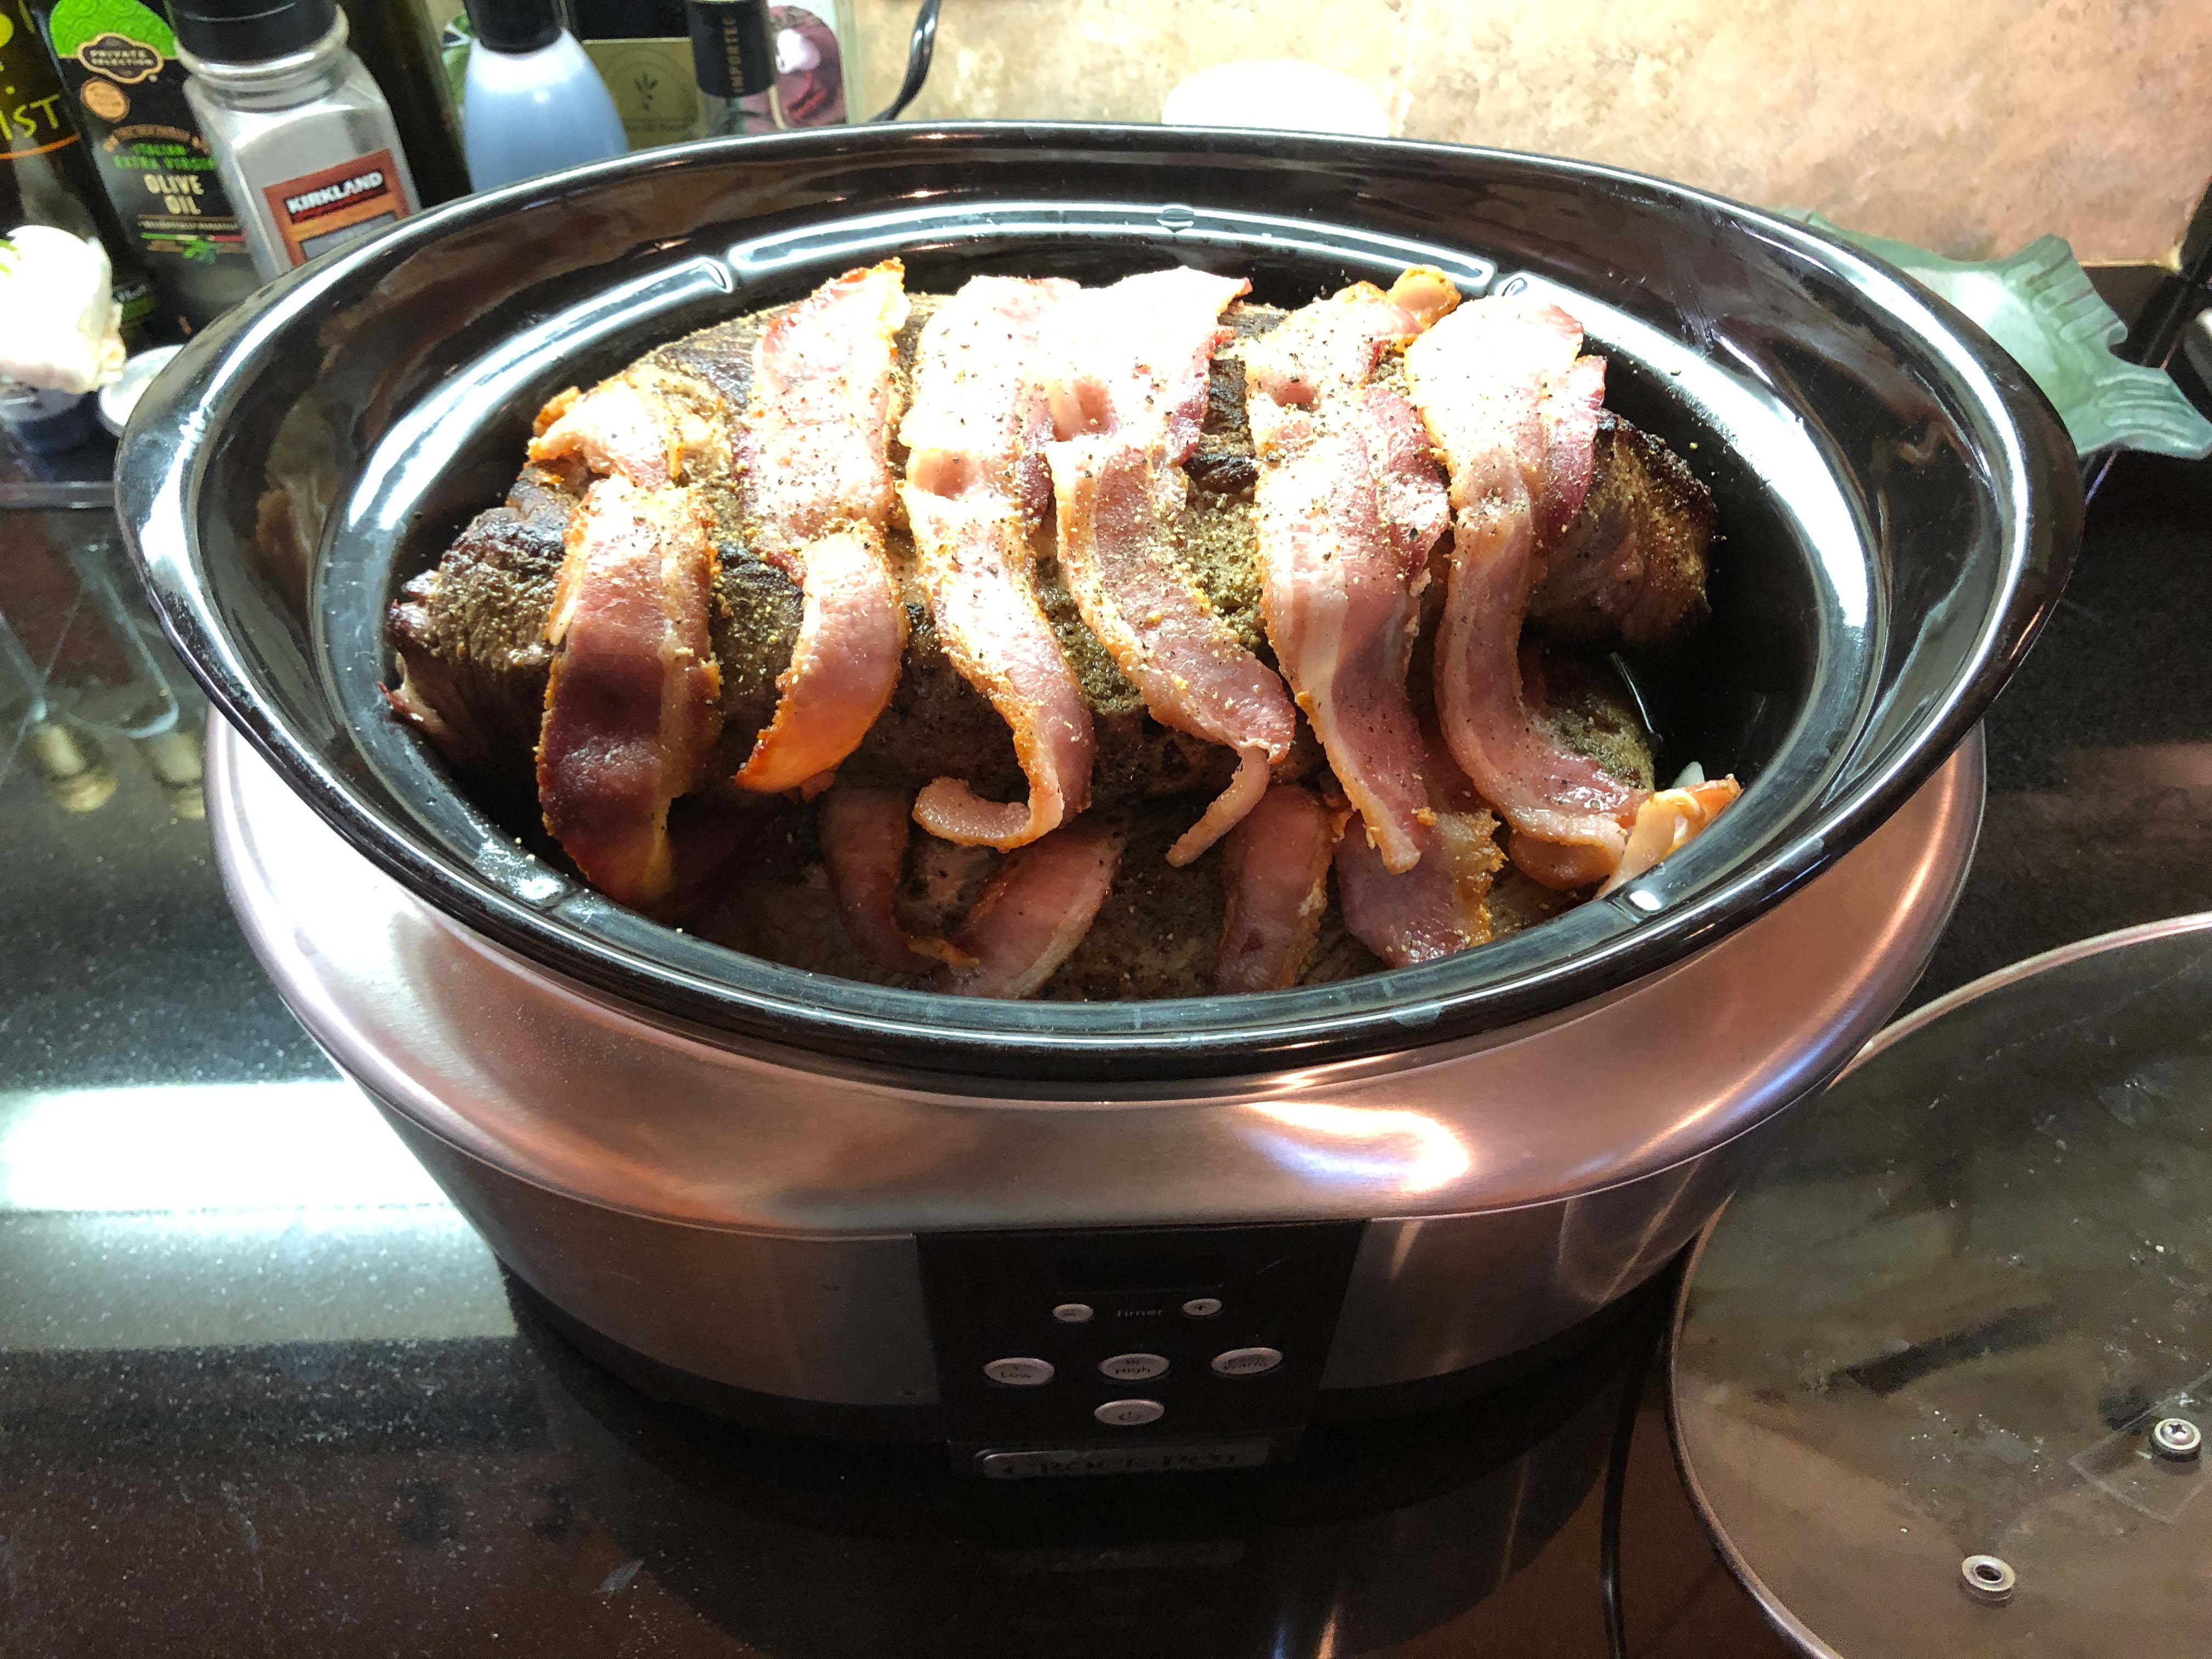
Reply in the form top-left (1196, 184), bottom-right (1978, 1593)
top-left (1056, 1251), bottom-right (1225, 1293)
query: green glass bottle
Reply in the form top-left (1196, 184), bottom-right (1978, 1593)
top-left (339, 0), bottom-right (466, 205)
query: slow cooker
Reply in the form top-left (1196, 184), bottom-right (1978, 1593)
top-left (120, 125), bottom-right (2078, 1475)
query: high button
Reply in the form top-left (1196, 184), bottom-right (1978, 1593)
top-left (1098, 1352), bottom-right (1169, 1383)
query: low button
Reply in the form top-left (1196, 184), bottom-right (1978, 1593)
top-left (1211, 1346), bottom-right (1283, 1378)
top-left (1098, 1352), bottom-right (1170, 1383)
top-left (983, 1357), bottom-right (1054, 1387)
top-left (1094, 1398), bottom-right (1165, 1427)
top-left (1051, 1302), bottom-right (1094, 1325)
top-left (1181, 1297), bottom-right (1223, 1318)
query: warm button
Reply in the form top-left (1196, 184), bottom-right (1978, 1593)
top-left (983, 1357), bottom-right (1055, 1387)
top-left (1093, 1398), bottom-right (1165, 1427)
top-left (1210, 1346), bottom-right (1283, 1378)
top-left (1098, 1352), bottom-right (1170, 1382)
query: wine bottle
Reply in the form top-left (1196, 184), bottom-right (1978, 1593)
top-left (340, 0), bottom-right (469, 205)
top-left (684, 0), bottom-right (776, 137)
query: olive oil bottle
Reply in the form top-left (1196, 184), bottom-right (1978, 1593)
top-left (27, 0), bottom-right (259, 331)
top-left (0, 0), bottom-right (161, 345)
top-left (572, 0), bottom-right (700, 148)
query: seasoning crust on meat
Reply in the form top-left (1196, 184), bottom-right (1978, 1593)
top-left (383, 264), bottom-right (1731, 1001)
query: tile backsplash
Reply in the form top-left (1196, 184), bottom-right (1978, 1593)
top-left (852, 0), bottom-right (2211, 264)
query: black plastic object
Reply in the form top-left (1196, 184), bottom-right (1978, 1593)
top-left (512, 1265), bottom-right (1652, 1656)
top-left (917, 1221), bottom-right (1365, 1472)
top-left (115, 125), bottom-right (2081, 1082)
top-left (686, 0), bottom-right (774, 99)
top-left (872, 0), bottom-right (939, 122)
top-left (0, 385), bottom-right (98, 455)
top-left (462, 0), bottom-right (562, 56)
top-left (171, 0), bottom-right (338, 63)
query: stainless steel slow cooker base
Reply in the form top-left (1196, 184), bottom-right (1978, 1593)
top-left (211, 720), bottom-right (1983, 1470)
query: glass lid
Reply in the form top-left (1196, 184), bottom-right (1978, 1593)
top-left (1671, 913), bottom-right (2212, 1657)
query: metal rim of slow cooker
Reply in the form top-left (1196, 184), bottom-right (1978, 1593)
top-left (119, 122), bottom-right (2081, 1083)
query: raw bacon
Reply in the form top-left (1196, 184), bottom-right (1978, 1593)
top-left (529, 370), bottom-right (707, 488)
top-left (1335, 808), bottom-right (1504, 967)
top-left (900, 275), bottom-right (1096, 850)
top-left (1404, 295), bottom-right (1641, 878)
top-left (730, 526), bottom-right (907, 793)
top-left (935, 819), bottom-right (1125, 998)
top-left (537, 477), bottom-right (723, 907)
top-left (1245, 270), bottom-right (1458, 875)
top-left (1330, 723), bottom-right (1509, 967)
top-left (1215, 784), bottom-right (1344, 992)
top-left (818, 785), bottom-right (966, 973)
top-left (1043, 267), bottom-right (1297, 864)
top-left (732, 260), bottom-right (910, 793)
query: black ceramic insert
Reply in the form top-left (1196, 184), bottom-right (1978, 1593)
top-left (115, 124), bottom-right (2080, 1081)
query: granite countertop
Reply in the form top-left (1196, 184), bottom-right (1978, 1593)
top-left (2, 421), bottom-right (2208, 1654)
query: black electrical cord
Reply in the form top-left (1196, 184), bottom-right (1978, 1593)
top-left (1597, 1280), bottom-right (1676, 1659)
top-left (2081, 229), bottom-right (2212, 503)
top-left (871, 0), bottom-right (941, 122)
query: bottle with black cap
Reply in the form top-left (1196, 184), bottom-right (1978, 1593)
top-left (685, 0), bottom-right (780, 137)
top-left (172, 0), bottom-right (418, 283)
top-left (460, 0), bottom-right (627, 192)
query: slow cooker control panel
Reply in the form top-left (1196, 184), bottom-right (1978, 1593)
top-left (917, 1221), bottom-right (1365, 1477)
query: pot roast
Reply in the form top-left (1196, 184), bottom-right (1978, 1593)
top-left (384, 261), bottom-right (1732, 999)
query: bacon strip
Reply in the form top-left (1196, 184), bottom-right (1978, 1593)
top-left (1043, 268), bottom-right (1297, 865)
top-left (537, 477), bottom-right (723, 907)
top-left (529, 369), bottom-right (708, 487)
top-left (732, 261), bottom-right (910, 794)
top-left (1215, 785), bottom-right (1344, 992)
top-left (731, 527), bottom-right (906, 792)
top-left (818, 785), bottom-right (968, 973)
top-left (900, 275), bottom-right (1096, 850)
top-left (1403, 296), bottom-right (1640, 876)
top-left (935, 819), bottom-right (1124, 998)
top-left (1245, 270), bottom-right (1459, 875)
top-left (1336, 807), bottom-right (1503, 967)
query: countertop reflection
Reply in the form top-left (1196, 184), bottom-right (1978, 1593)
top-left (4, 445), bottom-right (2211, 1656)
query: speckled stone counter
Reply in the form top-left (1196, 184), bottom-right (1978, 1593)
top-left (2, 420), bottom-right (2208, 1652)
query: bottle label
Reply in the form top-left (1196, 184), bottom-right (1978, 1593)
top-left (28, 0), bottom-right (258, 332)
top-left (767, 3), bottom-right (845, 127)
top-left (70, 32), bottom-right (161, 86)
top-left (583, 38), bottom-right (704, 147)
top-left (260, 148), bottom-right (409, 269)
top-left (688, 4), bottom-right (774, 101)
top-left (0, 84), bottom-right (77, 158)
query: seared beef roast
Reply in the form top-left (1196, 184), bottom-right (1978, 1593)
top-left (388, 297), bottom-right (1711, 802)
